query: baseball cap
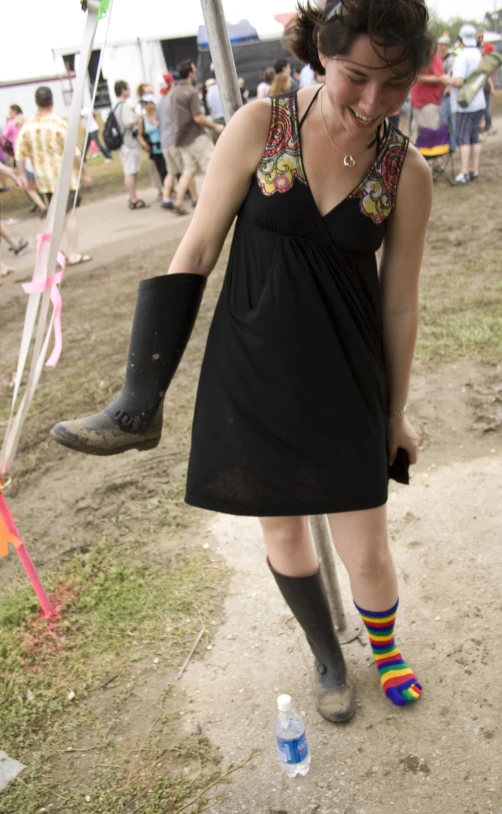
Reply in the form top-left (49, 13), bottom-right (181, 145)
top-left (159, 73), bottom-right (174, 95)
top-left (437, 34), bottom-right (450, 45)
top-left (140, 93), bottom-right (156, 104)
top-left (459, 24), bottom-right (477, 47)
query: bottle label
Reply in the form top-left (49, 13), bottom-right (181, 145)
top-left (276, 732), bottom-right (309, 764)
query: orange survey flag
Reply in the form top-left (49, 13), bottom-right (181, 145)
top-left (0, 511), bottom-right (23, 557)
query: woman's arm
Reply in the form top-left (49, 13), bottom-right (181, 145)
top-left (379, 144), bottom-right (433, 464)
top-left (168, 99), bottom-right (272, 278)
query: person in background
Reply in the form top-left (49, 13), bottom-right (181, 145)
top-left (238, 77), bottom-right (249, 104)
top-left (410, 44), bottom-right (449, 143)
top-left (257, 67), bottom-right (275, 98)
top-left (81, 106), bottom-right (112, 162)
top-left (136, 82), bottom-right (163, 199)
top-left (157, 73), bottom-right (198, 211)
top-left (137, 94), bottom-right (167, 194)
top-left (135, 83), bottom-right (155, 117)
top-left (114, 80), bottom-right (147, 209)
top-left (169, 60), bottom-right (223, 215)
top-left (476, 28), bottom-right (497, 135)
top-left (2, 107), bottom-right (47, 215)
top-left (205, 79), bottom-right (225, 127)
top-left (450, 24), bottom-right (486, 184)
top-left (438, 34), bottom-right (457, 152)
top-left (274, 58), bottom-right (298, 91)
top-left (1, 105), bottom-right (22, 160)
top-left (299, 62), bottom-right (316, 87)
top-left (16, 86), bottom-right (92, 265)
top-left (268, 72), bottom-right (292, 97)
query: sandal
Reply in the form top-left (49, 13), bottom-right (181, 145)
top-left (128, 199), bottom-right (149, 210)
top-left (67, 254), bottom-right (92, 266)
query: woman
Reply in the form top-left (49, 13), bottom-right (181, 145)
top-left (257, 67), bottom-right (275, 99)
top-left (268, 72), bottom-right (292, 97)
top-left (137, 94), bottom-right (167, 189)
top-left (52, 0), bottom-right (434, 723)
top-left (135, 83), bottom-right (163, 199)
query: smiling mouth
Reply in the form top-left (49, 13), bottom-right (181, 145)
top-left (349, 107), bottom-right (378, 124)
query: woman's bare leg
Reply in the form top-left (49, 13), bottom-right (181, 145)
top-left (259, 515), bottom-right (354, 722)
top-left (259, 515), bottom-right (317, 575)
top-left (327, 505), bottom-right (397, 611)
top-left (327, 506), bottom-right (421, 706)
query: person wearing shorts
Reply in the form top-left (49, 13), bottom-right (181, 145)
top-left (16, 86), bottom-right (92, 265)
top-left (170, 60), bottom-right (224, 215)
top-left (114, 80), bottom-right (147, 209)
top-left (450, 24), bottom-right (486, 184)
top-left (157, 72), bottom-right (196, 210)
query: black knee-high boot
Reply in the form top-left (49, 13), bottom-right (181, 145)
top-left (269, 561), bottom-right (355, 722)
top-left (50, 273), bottom-right (205, 455)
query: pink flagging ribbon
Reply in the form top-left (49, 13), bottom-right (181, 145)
top-left (22, 233), bottom-right (66, 368)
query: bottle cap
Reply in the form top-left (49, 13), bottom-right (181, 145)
top-left (277, 694), bottom-right (292, 712)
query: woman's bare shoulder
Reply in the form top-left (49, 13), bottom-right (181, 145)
top-left (401, 141), bottom-right (433, 189)
top-left (216, 99), bottom-right (273, 173)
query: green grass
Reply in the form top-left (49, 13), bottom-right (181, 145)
top-left (414, 140), bottom-right (502, 365)
top-left (0, 540), bottom-right (235, 813)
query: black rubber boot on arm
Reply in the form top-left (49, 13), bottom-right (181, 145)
top-left (50, 273), bottom-right (205, 455)
top-left (269, 560), bottom-right (355, 722)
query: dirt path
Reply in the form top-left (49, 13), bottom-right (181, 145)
top-left (1, 128), bottom-right (502, 812)
top-left (182, 452), bottom-right (502, 814)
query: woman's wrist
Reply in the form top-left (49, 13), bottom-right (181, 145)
top-left (388, 406), bottom-right (407, 420)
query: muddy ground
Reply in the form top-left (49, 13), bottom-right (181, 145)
top-left (1, 122), bottom-right (501, 813)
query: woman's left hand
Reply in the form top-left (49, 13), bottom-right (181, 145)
top-left (387, 416), bottom-right (419, 466)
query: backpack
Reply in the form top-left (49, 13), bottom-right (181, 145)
top-left (103, 102), bottom-right (124, 151)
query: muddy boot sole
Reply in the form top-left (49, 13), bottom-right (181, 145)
top-left (316, 675), bottom-right (355, 723)
top-left (50, 405), bottom-right (163, 456)
top-left (50, 428), bottom-right (161, 456)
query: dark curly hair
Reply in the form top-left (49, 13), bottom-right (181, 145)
top-left (283, 0), bottom-right (435, 78)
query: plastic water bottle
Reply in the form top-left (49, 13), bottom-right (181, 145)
top-left (275, 694), bottom-right (311, 777)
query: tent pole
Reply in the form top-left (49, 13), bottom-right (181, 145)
top-left (199, 0), bottom-right (242, 122)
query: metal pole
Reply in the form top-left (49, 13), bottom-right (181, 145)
top-left (310, 515), bottom-right (363, 644)
top-left (199, 0), bottom-right (242, 122)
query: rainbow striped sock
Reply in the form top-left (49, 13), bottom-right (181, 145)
top-left (354, 599), bottom-right (422, 707)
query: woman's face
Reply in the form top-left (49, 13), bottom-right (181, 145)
top-left (8, 107), bottom-right (15, 120)
top-left (320, 35), bottom-right (414, 133)
top-left (144, 101), bottom-right (155, 115)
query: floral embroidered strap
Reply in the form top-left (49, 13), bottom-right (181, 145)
top-left (256, 95), bottom-right (307, 196)
top-left (347, 126), bottom-right (409, 225)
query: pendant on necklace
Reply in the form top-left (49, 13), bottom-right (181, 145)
top-left (343, 155), bottom-right (356, 169)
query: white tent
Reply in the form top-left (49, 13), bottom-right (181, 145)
top-left (0, 0), bottom-right (290, 121)
top-left (0, 0), bottom-right (287, 83)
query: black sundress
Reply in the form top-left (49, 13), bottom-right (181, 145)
top-left (185, 90), bottom-right (409, 517)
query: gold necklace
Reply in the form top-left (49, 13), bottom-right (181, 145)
top-left (320, 87), bottom-right (377, 168)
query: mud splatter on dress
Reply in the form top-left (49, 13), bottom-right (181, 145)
top-left (185, 89), bottom-right (409, 517)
